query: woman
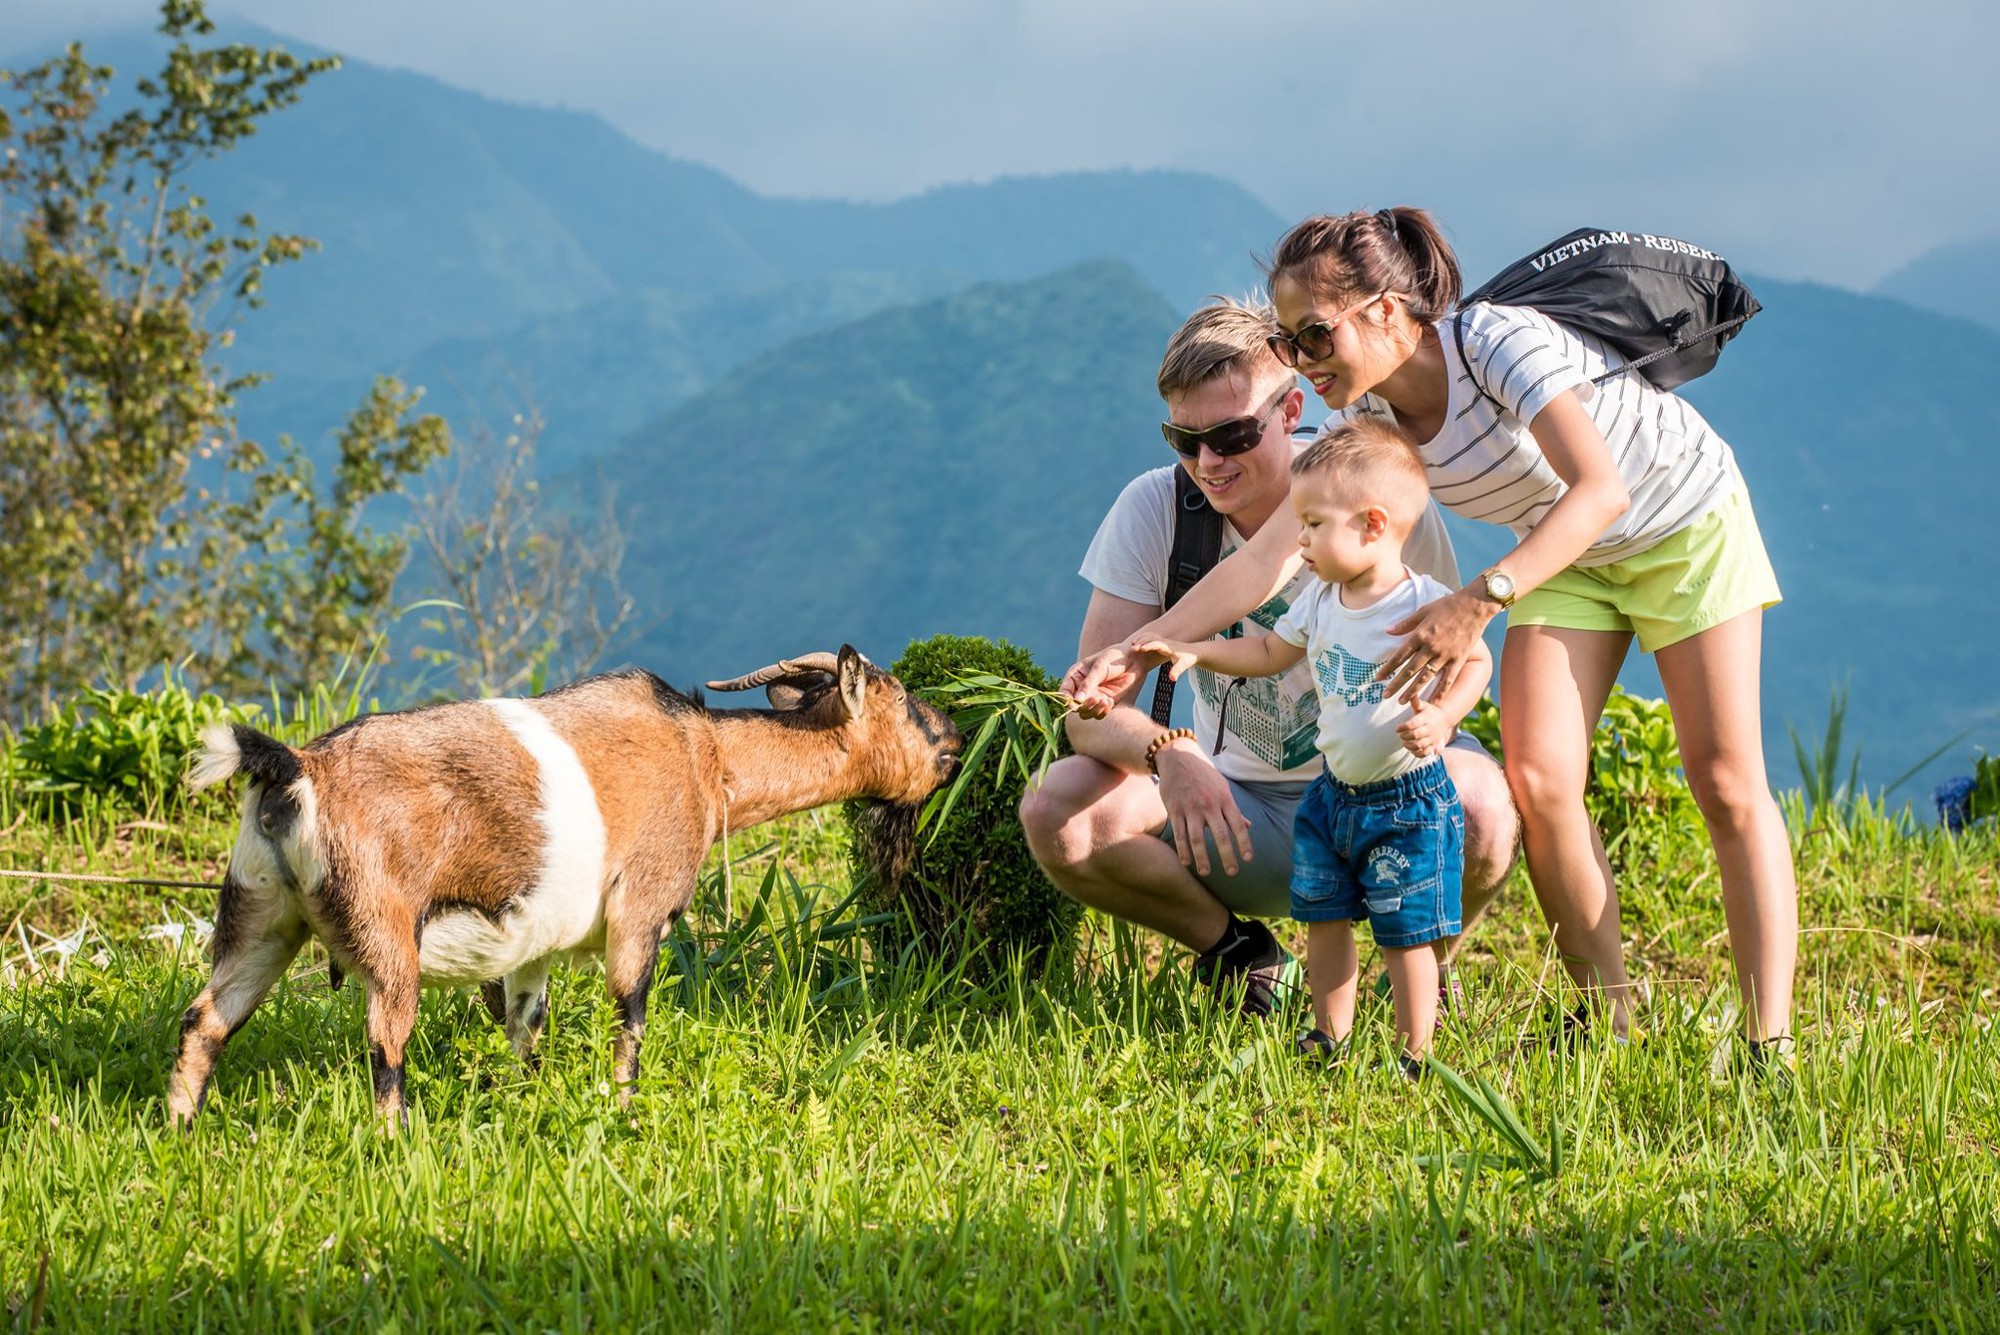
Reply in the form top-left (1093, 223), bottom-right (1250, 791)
top-left (1066, 207), bottom-right (1797, 1065)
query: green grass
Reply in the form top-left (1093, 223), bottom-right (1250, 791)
top-left (4, 789), bottom-right (1998, 1329)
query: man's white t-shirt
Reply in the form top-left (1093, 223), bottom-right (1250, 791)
top-left (1078, 450), bottom-right (1461, 785)
top-left (1271, 570), bottom-right (1458, 787)
top-left (1331, 302), bottom-right (1741, 567)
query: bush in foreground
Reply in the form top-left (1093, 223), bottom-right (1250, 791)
top-left (846, 634), bottom-right (1081, 979)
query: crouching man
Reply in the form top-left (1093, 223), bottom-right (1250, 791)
top-left (1019, 299), bottom-right (1518, 1014)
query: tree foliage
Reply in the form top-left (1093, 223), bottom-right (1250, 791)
top-left (0, 2), bottom-right (444, 717)
top-left (407, 409), bottom-right (633, 699)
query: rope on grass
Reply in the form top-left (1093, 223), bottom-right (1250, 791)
top-left (0, 866), bottom-right (222, 892)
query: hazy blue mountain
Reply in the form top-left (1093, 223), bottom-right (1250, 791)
top-left (241, 269), bottom-right (973, 473)
top-left (9, 24), bottom-right (1282, 435)
top-left (12, 24), bottom-right (1283, 465)
top-left (99, 31), bottom-right (1283, 391)
top-left (1872, 236), bottom-right (2000, 333)
top-left (587, 270), bottom-right (2000, 799)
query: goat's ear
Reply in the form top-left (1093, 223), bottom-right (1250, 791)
top-left (765, 683), bottom-right (807, 710)
top-left (836, 645), bottom-right (866, 723)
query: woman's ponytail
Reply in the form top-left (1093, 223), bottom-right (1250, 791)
top-left (1377, 206), bottom-right (1461, 320)
top-left (1267, 206), bottom-right (1462, 321)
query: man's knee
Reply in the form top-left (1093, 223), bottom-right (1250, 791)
top-left (1018, 756), bottom-right (1149, 872)
top-left (1443, 743), bottom-right (1520, 891)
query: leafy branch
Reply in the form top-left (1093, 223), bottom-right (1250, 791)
top-left (912, 672), bottom-right (1073, 839)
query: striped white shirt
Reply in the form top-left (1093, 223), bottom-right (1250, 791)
top-left (1332, 302), bottom-right (1740, 567)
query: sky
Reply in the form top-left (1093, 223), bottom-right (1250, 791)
top-left (8, 0), bottom-right (1998, 290)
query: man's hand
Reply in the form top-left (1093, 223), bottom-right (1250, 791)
top-left (1154, 741), bottom-right (1253, 877)
top-left (1397, 696), bottom-right (1454, 761)
top-left (1062, 640), bottom-right (1163, 719)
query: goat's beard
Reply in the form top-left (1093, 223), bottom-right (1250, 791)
top-left (850, 799), bottom-right (921, 893)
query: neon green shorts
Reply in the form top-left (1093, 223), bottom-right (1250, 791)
top-left (1508, 487), bottom-right (1782, 654)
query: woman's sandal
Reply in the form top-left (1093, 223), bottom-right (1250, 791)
top-left (1295, 1028), bottom-right (1348, 1064)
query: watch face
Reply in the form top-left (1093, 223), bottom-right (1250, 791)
top-left (1486, 570), bottom-right (1515, 602)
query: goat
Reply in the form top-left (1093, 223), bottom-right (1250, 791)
top-left (168, 646), bottom-right (961, 1127)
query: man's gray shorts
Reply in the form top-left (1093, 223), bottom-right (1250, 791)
top-left (1156, 734), bottom-right (1493, 921)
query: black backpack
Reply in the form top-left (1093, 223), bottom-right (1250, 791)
top-left (1452, 227), bottom-right (1761, 403)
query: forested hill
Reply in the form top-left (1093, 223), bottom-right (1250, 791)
top-left (588, 271), bottom-right (2000, 796)
top-left (587, 259), bottom-right (1183, 680)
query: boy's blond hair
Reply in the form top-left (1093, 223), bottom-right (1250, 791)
top-left (1291, 417), bottom-right (1431, 537)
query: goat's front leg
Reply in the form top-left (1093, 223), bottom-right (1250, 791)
top-left (604, 914), bottom-right (669, 1111)
top-left (361, 927), bottom-right (422, 1131)
top-left (167, 879), bottom-right (309, 1125)
top-left (500, 957), bottom-right (553, 1069)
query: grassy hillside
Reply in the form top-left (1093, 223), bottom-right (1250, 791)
top-left (3, 743), bottom-right (1996, 1327)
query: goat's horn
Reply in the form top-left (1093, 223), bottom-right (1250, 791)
top-left (706, 653), bottom-right (842, 692)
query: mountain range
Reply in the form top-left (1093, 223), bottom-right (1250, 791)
top-left (7, 24), bottom-right (1996, 798)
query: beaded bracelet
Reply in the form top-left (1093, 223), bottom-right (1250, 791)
top-left (1144, 727), bottom-right (1196, 775)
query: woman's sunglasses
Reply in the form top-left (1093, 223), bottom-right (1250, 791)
top-left (1160, 385), bottom-right (1292, 459)
top-left (1265, 290), bottom-right (1387, 368)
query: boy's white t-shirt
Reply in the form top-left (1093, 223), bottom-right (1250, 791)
top-left (1079, 462), bottom-right (1460, 784)
top-left (1271, 569), bottom-right (1458, 787)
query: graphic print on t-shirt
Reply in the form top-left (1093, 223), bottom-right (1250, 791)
top-left (1190, 590), bottom-right (1322, 772)
top-left (1313, 646), bottom-right (1388, 708)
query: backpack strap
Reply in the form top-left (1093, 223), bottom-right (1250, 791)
top-left (1455, 303), bottom-right (1758, 413)
top-left (1148, 468), bottom-right (1225, 726)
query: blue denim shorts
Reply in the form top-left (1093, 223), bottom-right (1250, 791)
top-left (1290, 760), bottom-right (1464, 948)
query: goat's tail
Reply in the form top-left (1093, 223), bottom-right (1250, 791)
top-left (187, 722), bottom-right (303, 793)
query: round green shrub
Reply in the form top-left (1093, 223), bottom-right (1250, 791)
top-left (845, 633), bottom-right (1082, 979)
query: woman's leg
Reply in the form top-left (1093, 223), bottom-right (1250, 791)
top-left (1501, 624), bottom-right (1634, 1034)
top-left (1653, 609), bottom-right (1798, 1043)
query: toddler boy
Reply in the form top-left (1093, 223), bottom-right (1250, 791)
top-left (1138, 417), bottom-right (1491, 1073)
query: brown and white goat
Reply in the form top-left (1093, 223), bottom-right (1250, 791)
top-left (169, 646), bottom-right (960, 1126)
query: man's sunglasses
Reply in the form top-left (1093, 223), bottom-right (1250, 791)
top-left (1265, 290), bottom-right (1387, 368)
top-left (1160, 386), bottom-right (1292, 459)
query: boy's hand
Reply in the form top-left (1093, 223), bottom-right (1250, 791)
top-left (1397, 697), bottom-right (1454, 759)
top-left (1130, 638), bottom-right (1200, 682)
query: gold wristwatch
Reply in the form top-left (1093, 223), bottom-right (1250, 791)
top-left (1479, 567), bottom-right (1517, 608)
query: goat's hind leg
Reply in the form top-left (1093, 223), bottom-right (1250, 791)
top-left (167, 879), bottom-right (309, 1125)
top-left (479, 979), bottom-right (507, 1026)
top-left (359, 919), bottom-right (422, 1131)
